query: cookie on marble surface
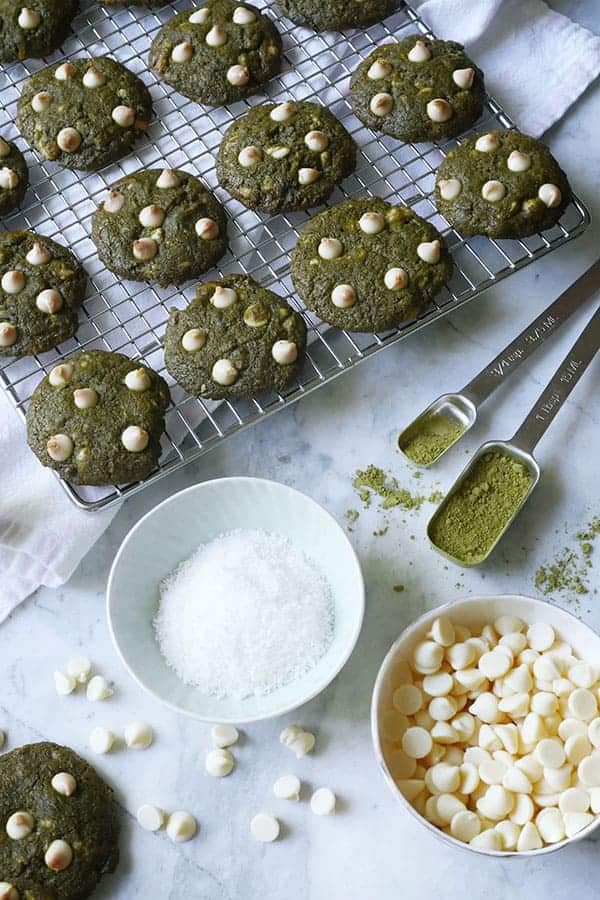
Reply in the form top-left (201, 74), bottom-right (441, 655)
top-left (164, 274), bottom-right (307, 399)
top-left (290, 197), bottom-right (453, 333)
top-left (149, 0), bottom-right (282, 107)
top-left (0, 741), bottom-right (120, 900)
top-left (276, 0), bottom-right (398, 31)
top-left (435, 130), bottom-right (571, 238)
top-left (216, 99), bottom-right (356, 213)
top-left (27, 349), bottom-right (170, 484)
top-left (0, 136), bottom-right (28, 215)
top-left (17, 57), bottom-right (152, 171)
top-left (0, 0), bottom-right (78, 63)
top-left (350, 36), bottom-right (485, 143)
top-left (0, 230), bottom-right (86, 358)
top-left (91, 168), bottom-right (228, 287)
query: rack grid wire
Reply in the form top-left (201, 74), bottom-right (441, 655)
top-left (0, 0), bottom-right (590, 511)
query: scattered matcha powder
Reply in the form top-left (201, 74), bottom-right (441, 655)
top-left (393, 584), bottom-right (405, 593)
top-left (344, 508), bottom-right (359, 530)
top-left (400, 413), bottom-right (465, 466)
top-left (353, 465), bottom-right (426, 510)
top-left (535, 516), bottom-right (600, 599)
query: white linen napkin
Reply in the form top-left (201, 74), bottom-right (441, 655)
top-left (413, 0), bottom-right (600, 136)
top-left (0, 389), bottom-right (116, 622)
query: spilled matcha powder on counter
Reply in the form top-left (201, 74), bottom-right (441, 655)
top-left (353, 465), bottom-right (443, 511)
top-left (400, 413), bottom-right (465, 466)
top-left (535, 516), bottom-right (600, 599)
top-left (429, 451), bottom-right (533, 564)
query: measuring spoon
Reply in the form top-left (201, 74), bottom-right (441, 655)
top-left (427, 301), bottom-right (600, 566)
top-left (397, 259), bottom-right (600, 467)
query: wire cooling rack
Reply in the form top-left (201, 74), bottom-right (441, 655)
top-left (0, 0), bottom-right (590, 510)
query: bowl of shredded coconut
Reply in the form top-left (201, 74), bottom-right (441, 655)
top-left (107, 477), bottom-right (365, 721)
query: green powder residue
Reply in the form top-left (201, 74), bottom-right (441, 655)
top-left (535, 516), bottom-right (600, 599)
top-left (393, 584), bottom-right (405, 593)
top-left (353, 465), bottom-right (426, 511)
top-left (429, 451), bottom-right (533, 565)
top-left (373, 526), bottom-right (389, 537)
top-left (400, 414), bottom-right (465, 466)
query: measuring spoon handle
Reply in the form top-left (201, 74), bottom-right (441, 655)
top-left (462, 259), bottom-right (600, 406)
top-left (511, 302), bottom-right (600, 454)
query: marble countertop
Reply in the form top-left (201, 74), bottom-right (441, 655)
top-left (2, 3), bottom-right (600, 898)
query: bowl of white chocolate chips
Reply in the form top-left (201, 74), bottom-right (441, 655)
top-left (371, 594), bottom-right (600, 855)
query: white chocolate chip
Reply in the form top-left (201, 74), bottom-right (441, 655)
top-left (0, 168), bottom-right (19, 190)
top-left (51, 772), bottom-right (77, 796)
top-left (481, 180), bottom-right (506, 202)
top-left (48, 363), bottom-right (73, 387)
top-left (206, 24), bottom-right (227, 46)
top-left (195, 218), bottom-right (219, 240)
top-left (367, 58), bottom-right (392, 80)
top-left (137, 804), bottom-right (166, 831)
top-left (568, 687), bottom-right (597, 720)
top-left (166, 811), bottom-right (197, 842)
top-left (280, 724), bottom-right (303, 747)
top-left (238, 145), bottom-right (261, 167)
top-left (331, 284), bottom-right (357, 309)
top-left (56, 127), bottom-right (81, 152)
top-left (189, 7), bottom-right (210, 23)
top-left (265, 145), bottom-right (289, 159)
top-left (226, 65), bottom-right (250, 86)
top-left (250, 813), bottom-right (279, 842)
top-left (121, 426), bottom-right (150, 453)
top-left (36, 289), bottom-right (63, 314)
top-left (89, 727), bottom-right (115, 755)
top-left (0, 323), bottom-right (17, 347)
top-left (408, 40), bottom-right (431, 63)
top-left (402, 726), bottom-right (433, 759)
top-left (538, 183), bottom-right (562, 209)
top-left (82, 67), bottom-right (105, 88)
top-left (310, 787), bottom-right (336, 815)
top-left (304, 130), bottom-right (328, 152)
top-left (298, 167), bottom-right (320, 186)
top-left (47, 435), bottom-right (73, 463)
top-left (1, 270), bottom-right (25, 294)
top-left (181, 328), bottom-right (207, 352)
top-left (370, 92), bottom-right (393, 116)
top-left (564, 811), bottom-right (594, 838)
top-left (211, 359), bottom-right (238, 386)
top-left (156, 169), bottom-right (180, 189)
top-left (125, 721), bottom-right (153, 750)
top-left (86, 674), bottom-right (113, 701)
top-left (290, 731), bottom-right (315, 758)
top-left (517, 821), bottom-right (543, 851)
top-left (452, 67), bottom-right (474, 89)
top-left (359, 211), bottom-right (385, 234)
top-left (426, 99), bottom-right (452, 123)
top-left (26, 241), bottom-right (51, 265)
top-left (271, 340), bottom-right (298, 365)
top-left (18, 7), bottom-right (40, 29)
top-left (438, 177), bottom-right (462, 201)
top-left (31, 90), bottom-right (52, 112)
top-left (475, 133), bottom-right (500, 153)
top-left (111, 106), bottom-right (135, 127)
top-left (133, 238), bottom-right (158, 261)
top-left (73, 388), bottom-right (97, 410)
top-left (103, 191), bottom-right (124, 214)
top-left (44, 839), bottom-right (72, 871)
top-left (270, 102), bottom-right (294, 122)
top-left (55, 62), bottom-right (74, 81)
top-left (233, 5), bottom-right (256, 24)
top-left (124, 368), bottom-right (152, 392)
top-left (507, 150), bottom-right (531, 172)
top-left (384, 267), bottom-right (408, 291)
top-left (211, 724), bottom-right (239, 748)
top-left (450, 810), bottom-right (481, 843)
top-left (206, 748), bottom-right (234, 777)
top-left (273, 775), bottom-right (300, 801)
top-left (171, 41), bottom-right (193, 63)
top-left (318, 237), bottom-right (343, 259)
top-left (417, 239), bottom-right (441, 264)
top-left (139, 204), bottom-right (165, 228)
top-left (211, 286), bottom-right (237, 309)
top-left (6, 811), bottom-right (34, 840)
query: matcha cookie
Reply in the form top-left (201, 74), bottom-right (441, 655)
top-left (276, 0), bottom-right (397, 31)
top-left (0, 136), bottom-right (28, 215)
top-left (27, 349), bottom-right (170, 485)
top-left (291, 198), bottom-right (453, 333)
top-left (149, 0), bottom-right (282, 107)
top-left (0, 741), bottom-right (120, 900)
top-left (350, 36), bottom-right (485, 143)
top-left (435, 130), bottom-right (571, 238)
top-left (164, 274), bottom-right (307, 399)
top-left (217, 100), bottom-right (356, 213)
top-left (91, 168), bottom-right (227, 287)
top-left (0, 0), bottom-right (78, 63)
top-left (0, 230), bottom-right (86, 358)
top-left (17, 57), bottom-right (152, 171)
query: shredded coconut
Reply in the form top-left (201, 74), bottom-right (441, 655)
top-left (154, 529), bottom-right (335, 699)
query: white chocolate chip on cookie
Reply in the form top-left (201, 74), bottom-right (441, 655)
top-left (367, 58), bottom-right (392, 80)
top-left (370, 92), bottom-right (393, 117)
top-left (2, 270), bottom-right (25, 294)
top-left (452, 67), bottom-right (474, 89)
top-left (139, 204), bottom-right (165, 228)
top-left (0, 323), bottom-right (17, 347)
top-left (227, 65), bottom-right (250, 86)
top-left (44, 839), bottom-right (73, 871)
top-left (212, 359), bottom-right (238, 386)
top-left (49, 363), bottom-right (73, 386)
top-left (331, 284), bottom-right (357, 308)
top-left (26, 241), bottom-right (51, 264)
top-left (182, 328), bottom-right (207, 352)
top-left (83, 67), bottom-right (106, 88)
top-left (272, 340), bottom-right (298, 365)
top-left (31, 91), bottom-right (52, 112)
top-left (206, 24), bottom-right (227, 46)
top-left (133, 238), bottom-right (158, 261)
top-left (318, 237), bottom-right (343, 260)
top-left (438, 177), bottom-right (462, 201)
top-left (304, 130), bottom-right (328, 152)
top-left (121, 426), bottom-right (149, 453)
top-left (384, 267), bottom-right (408, 291)
top-left (417, 240), bottom-right (441, 264)
top-left (538, 183), bottom-right (562, 208)
top-left (36, 289), bottom-right (63, 314)
top-left (408, 40), bottom-right (431, 63)
top-left (195, 218), bottom-right (219, 239)
top-left (57, 127), bottom-right (81, 152)
top-left (359, 212), bottom-right (385, 234)
top-left (211, 286), bottom-right (237, 309)
top-left (124, 368), bottom-right (152, 392)
top-left (298, 168), bottom-right (321, 185)
top-left (481, 180), bottom-right (506, 202)
top-left (475, 133), bottom-right (499, 153)
top-left (18, 7), bottom-right (40, 29)
top-left (426, 99), bottom-right (453, 123)
top-left (73, 388), bottom-right (97, 410)
top-left (238, 146), bottom-right (261, 168)
top-left (233, 6), bottom-right (256, 24)
top-left (51, 772), bottom-right (77, 796)
top-left (270, 102), bottom-right (294, 122)
top-left (171, 41), bottom-right (193, 63)
top-left (47, 435), bottom-right (73, 462)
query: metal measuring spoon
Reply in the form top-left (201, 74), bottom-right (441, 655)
top-left (427, 301), bottom-right (600, 566)
top-left (397, 259), bottom-right (600, 467)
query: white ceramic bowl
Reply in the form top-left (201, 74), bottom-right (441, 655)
top-left (107, 477), bottom-right (364, 723)
top-left (372, 594), bottom-right (600, 857)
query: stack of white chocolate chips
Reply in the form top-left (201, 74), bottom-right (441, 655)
top-left (382, 615), bottom-right (600, 851)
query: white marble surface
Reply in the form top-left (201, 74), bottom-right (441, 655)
top-left (2, 3), bottom-right (600, 898)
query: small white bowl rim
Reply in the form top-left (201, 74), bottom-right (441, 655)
top-left (107, 476), bottom-right (365, 723)
top-left (371, 593), bottom-right (600, 858)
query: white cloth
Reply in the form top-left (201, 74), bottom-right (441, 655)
top-left (0, 389), bottom-right (116, 622)
top-left (414, 0), bottom-right (600, 136)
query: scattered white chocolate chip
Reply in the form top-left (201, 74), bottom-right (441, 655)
top-left (18, 7), bottom-right (40, 29)
top-left (32, 90), bottom-right (52, 112)
top-left (212, 359), bottom-right (238, 386)
top-left (233, 5), bottom-right (256, 24)
top-left (438, 177), bottom-right (462, 201)
top-left (55, 62), bottom-right (74, 81)
top-left (227, 65), bottom-right (250, 86)
top-left (271, 340), bottom-right (298, 365)
top-left (206, 24), bottom-right (227, 46)
top-left (0, 168), bottom-right (19, 190)
top-left (280, 724), bottom-right (302, 746)
top-left (171, 41), bottom-right (193, 63)
top-left (124, 368), bottom-right (151, 392)
top-left (304, 130), bottom-right (328, 152)
top-left (206, 748), bottom-right (235, 777)
top-left (121, 426), bottom-right (149, 453)
top-left (452, 67), bottom-right (474, 90)
top-left (359, 211), bottom-right (385, 235)
top-left (265, 145), bottom-right (289, 159)
top-left (86, 675), bottom-right (113, 701)
top-left (47, 434), bottom-right (73, 462)
top-left (1, 270), bottom-right (25, 294)
top-left (538, 183), bottom-right (562, 208)
top-left (111, 106), bottom-right (135, 127)
top-left (408, 40), bottom-right (431, 63)
top-left (26, 241), bottom-right (51, 265)
top-left (181, 328), bottom-right (207, 352)
top-left (125, 721), bottom-right (154, 750)
top-left (139, 204), bottom-right (165, 228)
top-left (73, 388), bottom-right (97, 410)
top-left (156, 169), bottom-right (180, 189)
top-left (475, 133), bottom-right (500, 153)
top-left (331, 284), bottom-right (357, 309)
top-left (367, 58), bottom-right (392, 80)
top-left (481, 180), bottom-right (506, 202)
top-left (273, 775), bottom-right (300, 801)
top-left (250, 813), bottom-right (279, 842)
top-left (55, 672), bottom-right (76, 696)
top-left (82, 67), bottom-right (106, 89)
top-left (238, 145), bottom-right (261, 168)
top-left (166, 811), bottom-right (197, 842)
top-left (507, 150), bottom-right (531, 172)
top-left (311, 787), bottom-right (336, 815)
top-left (298, 167), bottom-right (320, 186)
top-left (417, 240), bottom-right (441, 264)
top-left (211, 286), bottom-right (237, 309)
top-left (318, 237), bottom-right (343, 260)
top-left (89, 726), bottom-right (115, 755)
top-left (211, 724), bottom-right (239, 748)
top-left (195, 218), bottom-right (219, 240)
top-left (0, 323), bottom-right (17, 347)
top-left (44, 839), bottom-right (73, 872)
top-left (49, 363), bottom-right (73, 387)
top-left (103, 190), bottom-right (124, 214)
top-left (137, 804), bottom-right (166, 831)
top-left (426, 99), bottom-right (453, 123)
top-left (133, 238), bottom-right (158, 261)
top-left (370, 92), bottom-right (393, 116)
top-left (51, 772), bottom-right (77, 796)
top-left (289, 730), bottom-right (315, 758)
top-left (6, 811), bottom-right (34, 840)
top-left (270, 102), bottom-right (294, 122)
top-left (36, 289), bottom-right (63, 314)
top-left (56, 127), bottom-right (81, 153)
top-left (189, 8), bottom-right (210, 23)
top-left (384, 267), bottom-right (408, 291)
